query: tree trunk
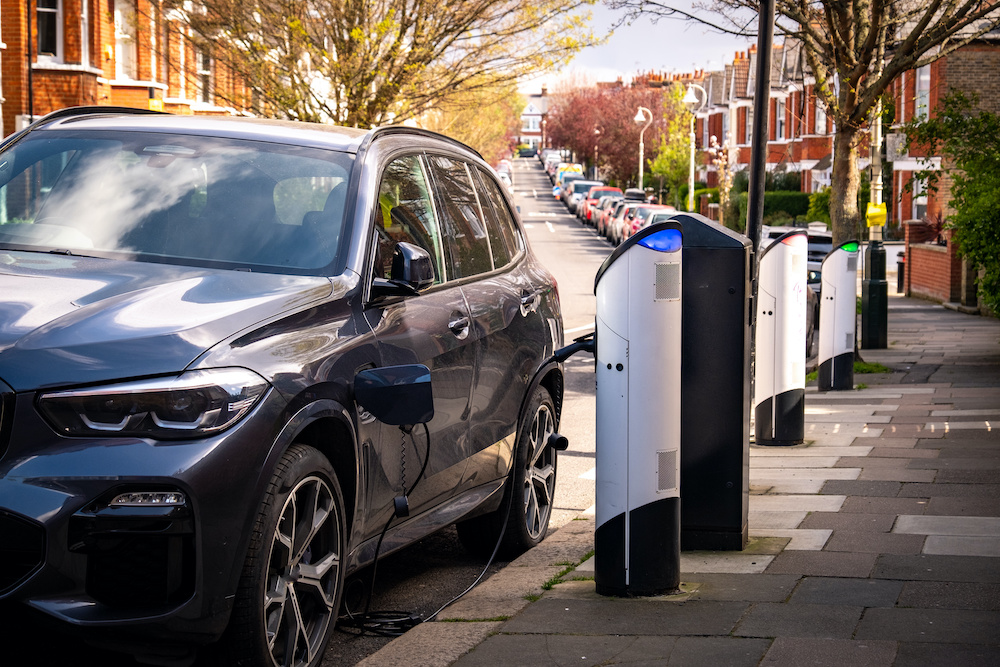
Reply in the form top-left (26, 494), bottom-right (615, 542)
top-left (829, 125), bottom-right (862, 246)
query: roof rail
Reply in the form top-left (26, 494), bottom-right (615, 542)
top-left (31, 105), bottom-right (168, 129)
top-left (360, 125), bottom-right (484, 160)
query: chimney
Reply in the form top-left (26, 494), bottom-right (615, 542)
top-left (541, 86), bottom-right (548, 97)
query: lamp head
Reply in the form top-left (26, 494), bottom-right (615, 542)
top-left (634, 109), bottom-right (647, 124)
top-left (683, 85), bottom-right (701, 112)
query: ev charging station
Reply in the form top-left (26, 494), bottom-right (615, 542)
top-left (754, 229), bottom-right (807, 445)
top-left (818, 240), bottom-right (860, 391)
top-left (593, 221), bottom-right (683, 597)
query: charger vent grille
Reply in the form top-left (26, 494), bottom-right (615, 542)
top-left (655, 263), bottom-right (681, 301)
top-left (657, 449), bottom-right (678, 492)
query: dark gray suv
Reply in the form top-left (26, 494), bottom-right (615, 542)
top-left (0, 108), bottom-right (564, 666)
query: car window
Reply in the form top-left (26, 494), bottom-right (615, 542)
top-left (474, 166), bottom-right (521, 268)
top-left (375, 154), bottom-right (445, 284)
top-left (0, 132), bottom-right (352, 271)
top-left (426, 155), bottom-right (493, 280)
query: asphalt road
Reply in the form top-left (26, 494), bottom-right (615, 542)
top-left (3, 156), bottom-right (605, 667)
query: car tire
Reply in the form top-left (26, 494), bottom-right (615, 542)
top-left (457, 386), bottom-right (558, 559)
top-left (219, 444), bottom-right (346, 667)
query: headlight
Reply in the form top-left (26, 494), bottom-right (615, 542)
top-left (37, 368), bottom-right (269, 439)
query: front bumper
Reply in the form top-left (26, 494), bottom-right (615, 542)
top-left (0, 386), bottom-right (285, 645)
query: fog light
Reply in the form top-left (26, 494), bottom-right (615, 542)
top-left (111, 491), bottom-right (187, 507)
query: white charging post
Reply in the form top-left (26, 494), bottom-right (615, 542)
top-left (593, 221), bottom-right (683, 597)
top-left (754, 229), bottom-right (807, 445)
top-left (818, 240), bottom-right (860, 391)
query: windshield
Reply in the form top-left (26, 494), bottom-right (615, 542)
top-left (0, 130), bottom-right (354, 272)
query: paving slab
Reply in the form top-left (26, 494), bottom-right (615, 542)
top-left (765, 551), bottom-right (878, 578)
top-left (356, 621), bottom-right (503, 667)
top-left (840, 497), bottom-right (929, 514)
top-left (500, 598), bottom-right (749, 636)
top-left (893, 643), bottom-right (1000, 667)
top-left (894, 515), bottom-right (1000, 536)
top-left (750, 511), bottom-right (809, 529)
top-left (734, 602), bottom-right (863, 639)
top-left (759, 638), bottom-right (897, 667)
top-left (750, 495), bottom-right (846, 512)
top-left (751, 447), bottom-right (872, 457)
top-left (788, 577), bottom-right (902, 607)
top-left (750, 468), bottom-right (861, 480)
top-left (749, 529), bottom-right (831, 551)
top-left (749, 457), bottom-right (842, 468)
top-left (923, 535), bottom-right (1000, 557)
top-left (897, 581), bottom-right (1000, 611)
top-left (819, 480), bottom-right (901, 497)
top-left (872, 554), bottom-right (1000, 583)
top-left (665, 637), bottom-right (772, 667)
top-left (857, 468), bottom-right (937, 482)
top-left (935, 469), bottom-right (1000, 484)
top-left (686, 573), bottom-right (800, 602)
top-left (855, 607), bottom-right (1000, 643)
top-left (924, 497), bottom-right (1000, 517)
top-left (799, 512), bottom-right (897, 532)
top-left (451, 634), bottom-right (659, 667)
top-left (899, 482), bottom-right (1000, 498)
top-left (681, 553), bottom-right (775, 574)
top-left (824, 531), bottom-right (926, 555)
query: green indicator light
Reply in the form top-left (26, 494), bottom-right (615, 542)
top-left (843, 242), bottom-right (859, 253)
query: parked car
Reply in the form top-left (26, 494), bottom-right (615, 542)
top-left (608, 202), bottom-right (644, 245)
top-left (623, 204), bottom-right (675, 240)
top-left (564, 179), bottom-right (604, 213)
top-left (0, 108), bottom-right (565, 667)
top-left (518, 146), bottom-right (537, 157)
top-left (552, 163), bottom-right (583, 186)
top-left (622, 187), bottom-right (646, 202)
top-left (579, 186), bottom-right (623, 223)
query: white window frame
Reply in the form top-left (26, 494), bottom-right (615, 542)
top-left (37, 0), bottom-right (64, 63)
top-left (915, 65), bottom-right (931, 121)
top-left (775, 99), bottom-right (786, 140)
top-left (196, 50), bottom-right (214, 104)
top-left (115, 0), bottom-right (138, 79)
top-left (815, 100), bottom-right (827, 136)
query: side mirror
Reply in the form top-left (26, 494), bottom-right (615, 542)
top-left (355, 364), bottom-right (434, 426)
top-left (392, 242), bottom-right (434, 291)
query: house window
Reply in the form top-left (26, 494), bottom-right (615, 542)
top-left (815, 101), bottom-right (827, 135)
top-left (37, 0), bottom-right (62, 60)
top-left (776, 100), bottom-right (786, 140)
top-left (915, 65), bottom-right (931, 121)
top-left (197, 51), bottom-right (213, 104)
top-left (721, 110), bottom-right (730, 145)
top-left (744, 107), bottom-right (753, 144)
top-left (115, 0), bottom-right (138, 79)
top-left (912, 176), bottom-right (927, 220)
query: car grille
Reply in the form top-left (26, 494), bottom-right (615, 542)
top-left (86, 533), bottom-right (195, 607)
top-left (0, 511), bottom-right (45, 596)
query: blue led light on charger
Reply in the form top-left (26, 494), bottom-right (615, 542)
top-left (638, 228), bottom-right (682, 253)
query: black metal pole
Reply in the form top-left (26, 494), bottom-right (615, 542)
top-left (27, 0), bottom-right (34, 121)
top-left (746, 0), bottom-right (776, 410)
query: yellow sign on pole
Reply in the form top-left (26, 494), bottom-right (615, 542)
top-left (866, 202), bottom-right (887, 227)
top-left (148, 99), bottom-right (164, 112)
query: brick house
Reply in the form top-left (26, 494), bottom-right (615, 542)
top-left (1, 0), bottom-right (253, 138)
top-left (890, 37), bottom-right (1000, 309)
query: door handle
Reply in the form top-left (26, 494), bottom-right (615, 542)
top-left (448, 316), bottom-right (470, 339)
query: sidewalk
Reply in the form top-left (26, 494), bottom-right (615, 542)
top-left (359, 295), bottom-right (1000, 667)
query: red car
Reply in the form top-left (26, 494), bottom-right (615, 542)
top-left (623, 205), bottom-right (675, 240)
top-left (579, 186), bottom-right (623, 224)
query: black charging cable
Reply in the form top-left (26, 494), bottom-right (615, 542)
top-left (338, 422), bottom-right (431, 637)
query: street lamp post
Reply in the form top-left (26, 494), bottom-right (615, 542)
top-left (541, 118), bottom-right (547, 151)
top-left (634, 107), bottom-right (653, 190)
top-left (683, 84), bottom-right (708, 212)
top-left (593, 127), bottom-right (601, 180)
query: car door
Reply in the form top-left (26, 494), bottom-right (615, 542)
top-left (363, 153), bottom-right (475, 527)
top-left (424, 155), bottom-right (529, 492)
top-left (462, 165), bottom-right (553, 488)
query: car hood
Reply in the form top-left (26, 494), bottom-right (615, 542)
top-left (0, 252), bottom-right (334, 391)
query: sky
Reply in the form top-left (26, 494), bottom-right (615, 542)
top-left (523, 2), bottom-right (756, 93)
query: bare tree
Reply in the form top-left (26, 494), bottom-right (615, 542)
top-left (609, 0), bottom-right (1000, 244)
top-left (175, 0), bottom-right (598, 128)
